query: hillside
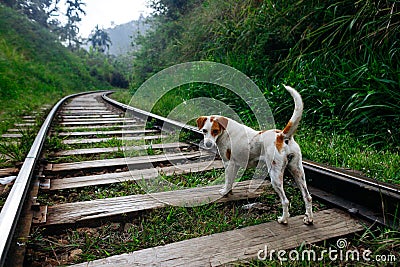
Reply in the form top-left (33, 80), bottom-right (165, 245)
top-left (102, 15), bottom-right (150, 56)
top-left (0, 4), bottom-right (111, 132)
top-left (133, 0), bottom-right (400, 149)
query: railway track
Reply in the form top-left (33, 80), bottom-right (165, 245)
top-left (0, 91), bottom-right (398, 266)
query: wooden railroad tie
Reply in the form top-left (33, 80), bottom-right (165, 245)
top-left (38, 179), bottom-right (269, 226)
top-left (71, 208), bottom-right (364, 267)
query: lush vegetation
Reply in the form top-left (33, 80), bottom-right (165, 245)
top-left (126, 0), bottom-right (400, 182)
top-left (0, 4), bottom-right (130, 169)
top-left (0, 4), bottom-right (126, 134)
top-left (132, 0), bottom-right (399, 150)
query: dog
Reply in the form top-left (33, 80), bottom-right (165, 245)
top-left (196, 85), bottom-right (313, 225)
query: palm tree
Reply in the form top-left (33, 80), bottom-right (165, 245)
top-left (88, 25), bottom-right (112, 53)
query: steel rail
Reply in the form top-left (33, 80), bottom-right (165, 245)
top-left (102, 92), bottom-right (201, 135)
top-left (103, 91), bottom-right (400, 230)
top-left (1, 90), bottom-right (398, 266)
top-left (0, 90), bottom-right (109, 267)
top-left (303, 161), bottom-right (400, 229)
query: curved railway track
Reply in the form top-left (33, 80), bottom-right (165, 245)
top-left (0, 91), bottom-right (398, 266)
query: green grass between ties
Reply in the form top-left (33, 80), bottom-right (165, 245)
top-left (28, 182), bottom-right (326, 265)
top-left (0, 125), bottom-right (42, 167)
top-left (242, 225), bottom-right (400, 266)
top-left (109, 92), bottom-right (400, 185)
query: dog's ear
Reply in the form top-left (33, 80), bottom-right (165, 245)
top-left (196, 116), bottom-right (207, 129)
top-left (215, 116), bottom-right (228, 130)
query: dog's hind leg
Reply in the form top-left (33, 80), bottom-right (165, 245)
top-left (288, 155), bottom-right (313, 225)
top-left (270, 164), bottom-right (290, 224)
top-left (219, 162), bottom-right (239, 196)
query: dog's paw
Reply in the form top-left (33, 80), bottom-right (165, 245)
top-left (277, 216), bottom-right (288, 225)
top-left (303, 214), bottom-right (313, 225)
top-left (219, 188), bottom-right (232, 197)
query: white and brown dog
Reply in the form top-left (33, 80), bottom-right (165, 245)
top-left (196, 85), bottom-right (313, 225)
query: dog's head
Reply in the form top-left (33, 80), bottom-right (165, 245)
top-left (196, 116), bottom-right (228, 149)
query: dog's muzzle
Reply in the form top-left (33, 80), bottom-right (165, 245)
top-left (202, 138), bottom-right (216, 149)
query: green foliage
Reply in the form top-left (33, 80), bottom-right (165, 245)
top-left (13, 0), bottom-right (58, 27)
top-left (0, 128), bottom-right (38, 163)
top-left (0, 4), bottom-right (115, 134)
top-left (88, 25), bottom-right (112, 54)
top-left (133, 0), bottom-right (400, 150)
top-left (297, 127), bottom-right (400, 184)
top-left (60, 0), bottom-right (86, 49)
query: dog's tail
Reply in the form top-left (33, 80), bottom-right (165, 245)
top-left (282, 85), bottom-right (303, 138)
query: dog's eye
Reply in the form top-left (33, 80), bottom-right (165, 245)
top-left (212, 129), bottom-right (219, 135)
top-left (202, 129), bottom-right (207, 134)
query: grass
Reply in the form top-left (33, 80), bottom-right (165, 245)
top-left (22, 0), bottom-right (399, 265)
top-left (0, 3), bottom-right (119, 169)
top-left (48, 152), bottom-right (125, 164)
top-left (48, 146), bottom-right (169, 164)
top-left (108, 89), bottom-right (131, 105)
top-left (0, 125), bottom-right (41, 167)
top-left (163, 168), bottom-right (224, 188)
top-left (0, 5), bottom-right (99, 131)
top-left (0, 3), bottom-right (119, 148)
top-left (296, 126), bottom-right (400, 184)
top-left (242, 226), bottom-right (399, 266)
top-left (48, 132), bottom-right (164, 152)
top-left (30, 97), bottom-right (399, 266)
top-left (37, 180), bottom-right (145, 205)
top-left (109, 92), bottom-right (400, 185)
top-left (131, 0), bottom-right (399, 148)
top-left (28, 181), bottom-right (325, 265)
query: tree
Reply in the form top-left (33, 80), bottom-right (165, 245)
top-left (0, 0), bottom-right (17, 8)
top-left (88, 25), bottom-right (112, 54)
top-left (60, 0), bottom-right (86, 49)
top-left (149, 0), bottom-right (200, 20)
top-left (9, 0), bottom-right (60, 27)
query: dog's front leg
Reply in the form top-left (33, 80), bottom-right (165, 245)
top-left (219, 162), bottom-right (239, 196)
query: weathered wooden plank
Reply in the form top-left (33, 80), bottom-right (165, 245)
top-left (58, 129), bottom-right (159, 137)
top-left (14, 123), bottom-right (35, 127)
top-left (45, 180), bottom-right (268, 225)
top-left (45, 151), bottom-right (203, 172)
top-left (71, 209), bottom-right (363, 267)
top-left (61, 117), bottom-right (130, 122)
top-left (62, 107), bottom-right (107, 110)
top-left (65, 101), bottom-right (103, 104)
top-left (66, 106), bottom-right (100, 108)
top-left (60, 111), bottom-right (113, 115)
top-left (62, 135), bottom-right (161, 145)
top-left (61, 114), bottom-right (120, 119)
top-left (50, 160), bottom-right (224, 190)
top-left (0, 168), bottom-right (18, 177)
top-left (7, 129), bottom-right (27, 132)
top-left (59, 124), bottom-right (146, 131)
top-left (59, 119), bottom-right (138, 126)
top-left (53, 142), bottom-right (189, 156)
top-left (1, 134), bottom-right (22, 138)
top-left (68, 100), bottom-right (99, 103)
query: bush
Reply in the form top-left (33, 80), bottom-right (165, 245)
top-left (133, 0), bottom-right (400, 149)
